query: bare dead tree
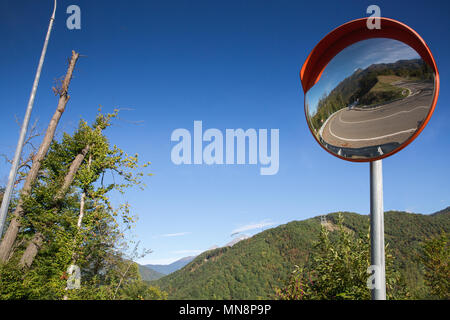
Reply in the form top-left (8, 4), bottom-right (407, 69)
top-left (0, 51), bottom-right (80, 263)
top-left (0, 118), bottom-right (41, 187)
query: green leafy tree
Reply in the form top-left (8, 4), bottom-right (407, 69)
top-left (115, 263), bottom-right (168, 300)
top-left (0, 110), bottom-right (164, 300)
top-left (276, 213), bottom-right (409, 300)
top-left (419, 233), bottom-right (449, 299)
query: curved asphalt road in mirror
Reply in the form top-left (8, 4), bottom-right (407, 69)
top-left (320, 81), bottom-right (434, 149)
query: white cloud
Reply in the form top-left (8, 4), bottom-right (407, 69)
top-left (354, 39), bottom-right (420, 69)
top-left (159, 232), bottom-right (191, 237)
top-left (171, 249), bottom-right (203, 254)
top-left (231, 220), bottom-right (275, 235)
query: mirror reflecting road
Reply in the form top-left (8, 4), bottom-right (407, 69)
top-left (305, 38), bottom-right (435, 160)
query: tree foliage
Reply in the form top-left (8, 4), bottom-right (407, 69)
top-left (275, 214), bottom-right (409, 300)
top-left (0, 110), bottom-right (165, 300)
top-left (419, 232), bottom-right (449, 299)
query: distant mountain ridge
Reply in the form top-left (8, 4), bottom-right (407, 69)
top-left (154, 209), bottom-right (449, 299)
top-left (145, 256), bottom-right (196, 275)
top-left (432, 206), bottom-right (450, 216)
top-left (139, 235), bottom-right (252, 281)
top-left (138, 264), bottom-right (165, 281)
top-left (225, 234), bottom-right (250, 247)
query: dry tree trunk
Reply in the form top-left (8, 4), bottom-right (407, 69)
top-left (77, 154), bottom-right (91, 230)
top-left (19, 144), bottom-right (90, 268)
top-left (0, 51), bottom-right (80, 263)
top-left (77, 192), bottom-right (86, 229)
top-left (72, 153), bottom-right (91, 259)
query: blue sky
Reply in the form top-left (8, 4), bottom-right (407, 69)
top-left (306, 38), bottom-right (421, 115)
top-left (1, 0), bottom-right (449, 265)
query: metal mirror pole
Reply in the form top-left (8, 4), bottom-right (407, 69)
top-left (370, 159), bottom-right (386, 300)
top-left (0, 0), bottom-right (57, 237)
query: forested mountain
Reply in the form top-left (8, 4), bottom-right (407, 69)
top-left (432, 206), bottom-right (450, 216)
top-left (155, 210), bottom-right (449, 299)
top-left (138, 265), bottom-right (166, 281)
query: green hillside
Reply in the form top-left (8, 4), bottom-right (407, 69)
top-left (138, 264), bottom-right (165, 281)
top-left (155, 210), bottom-right (449, 299)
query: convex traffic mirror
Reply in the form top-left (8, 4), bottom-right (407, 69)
top-left (301, 18), bottom-right (439, 161)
